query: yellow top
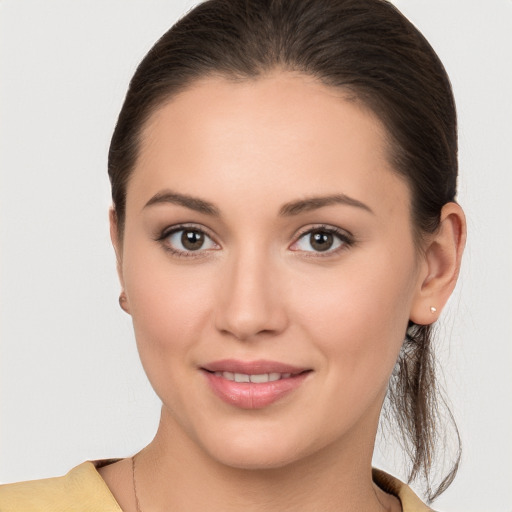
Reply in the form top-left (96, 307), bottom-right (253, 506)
top-left (0, 461), bottom-right (433, 511)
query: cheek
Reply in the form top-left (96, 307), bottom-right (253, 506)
top-left (122, 244), bottom-right (214, 371)
top-left (293, 246), bottom-right (417, 379)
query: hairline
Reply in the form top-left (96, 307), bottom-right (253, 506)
top-left (115, 68), bottom-right (423, 251)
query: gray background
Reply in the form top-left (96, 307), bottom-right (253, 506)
top-left (1, 1), bottom-right (511, 510)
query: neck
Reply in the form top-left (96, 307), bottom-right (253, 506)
top-left (133, 408), bottom-right (398, 512)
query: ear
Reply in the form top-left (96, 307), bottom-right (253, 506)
top-left (410, 202), bottom-right (466, 325)
top-left (109, 208), bottom-right (131, 314)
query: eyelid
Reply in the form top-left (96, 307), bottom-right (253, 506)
top-left (155, 223), bottom-right (221, 258)
top-left (154, 222), bottom-right (353, 258)
top-left (156, 222), bottom-right (216, 241)
top-left (289, 224), bottom-right (355, 255)
top-left (293, 223), bottom-right (354, 240)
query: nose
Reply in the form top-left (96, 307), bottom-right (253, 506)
top-left (214, 249), bottom-right (288, 341)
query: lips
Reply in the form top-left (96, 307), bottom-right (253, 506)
top-left (202, 359), bottom-right (307, 375)
top-left (213, 371), bottom-right (292, 383)
top-left (201, 359), bottom-right (311, 409)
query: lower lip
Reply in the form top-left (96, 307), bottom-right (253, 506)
top-left (203, 371), bottom-right (310, 409)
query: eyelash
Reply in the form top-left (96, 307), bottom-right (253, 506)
top-left (155, 223), bottom-right (219, 259)
top-left (155, 223), bottom-right (354, 258)
top-left (291, 224), bottom-right (355, 257)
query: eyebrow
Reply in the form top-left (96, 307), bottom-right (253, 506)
top-left (279, 194), bottom-right (374, 216)
top-left (143, 190), bottom-right (373, 217)
top-left (143, 190), bottom-right (220, 216)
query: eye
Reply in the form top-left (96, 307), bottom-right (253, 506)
top-left (158, 225), bottom-right (219, 255)
top-left (290, 226), bottom-right (352, 254)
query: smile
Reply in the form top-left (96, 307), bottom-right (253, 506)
top-left (201, 360), bottom-right (311, 409)
top-left (212, 371), bottom-right (292, 383)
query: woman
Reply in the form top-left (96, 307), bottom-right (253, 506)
top-left (0, 0), bottom-right (467, 510)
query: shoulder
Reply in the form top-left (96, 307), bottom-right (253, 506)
top-left (373, 468), bottom-right (436, 512)
top-left (0, 461), bottom-right (122, 512)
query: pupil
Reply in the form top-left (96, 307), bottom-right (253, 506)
top-left (181, 230), bottom-right (204, 250)
top-left (311, 231), bottom-right (333, 251)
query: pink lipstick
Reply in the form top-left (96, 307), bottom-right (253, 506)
top-left (201, 359), bottom-right (311, 409)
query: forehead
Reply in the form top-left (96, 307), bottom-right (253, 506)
top-left (140, 72), bottom-right (387, 159)
top-left (129, 72), bottom-right (409, 218)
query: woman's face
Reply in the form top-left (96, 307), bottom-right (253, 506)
top-left (117, 72), bottom-right (426, 468)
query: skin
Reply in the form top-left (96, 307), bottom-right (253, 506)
top-left (101, 72), bottom-right (466, 512)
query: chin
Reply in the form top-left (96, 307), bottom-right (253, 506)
top-left (194, 425), bottom-right (317, 471)
top-left (210, 445), bottom-right (301, 471)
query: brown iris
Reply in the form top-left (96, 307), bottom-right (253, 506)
top-left (181, 230), bottom-right (205, 250)
top-left (309, 230), bottom-right (334, 251)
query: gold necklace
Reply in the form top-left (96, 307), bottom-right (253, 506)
top-left (132, 455), bottom-right (143, 512)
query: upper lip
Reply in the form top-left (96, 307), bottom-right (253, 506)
top-left (201, 359), bottom-right (309, 375)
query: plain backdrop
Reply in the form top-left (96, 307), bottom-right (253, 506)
top-left (1, 1), bottom-right (511, 510)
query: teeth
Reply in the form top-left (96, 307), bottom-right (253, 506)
top-left (250, 373), bottom-right (270, 383)
top-left (216, 372), bottom-right (293, 382)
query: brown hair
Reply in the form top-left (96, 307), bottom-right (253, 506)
top-left (108, 0), bottom-right (460, 502)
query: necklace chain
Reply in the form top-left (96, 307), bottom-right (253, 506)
top-left (132, 455), bottom-right (143, 512)
top-left (131, 454), bottom-right (393, 512)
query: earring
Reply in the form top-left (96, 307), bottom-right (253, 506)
top-left (119, 292), bottom-right (129, 313)
top-left (430, 306), bottom-right (437, 313)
